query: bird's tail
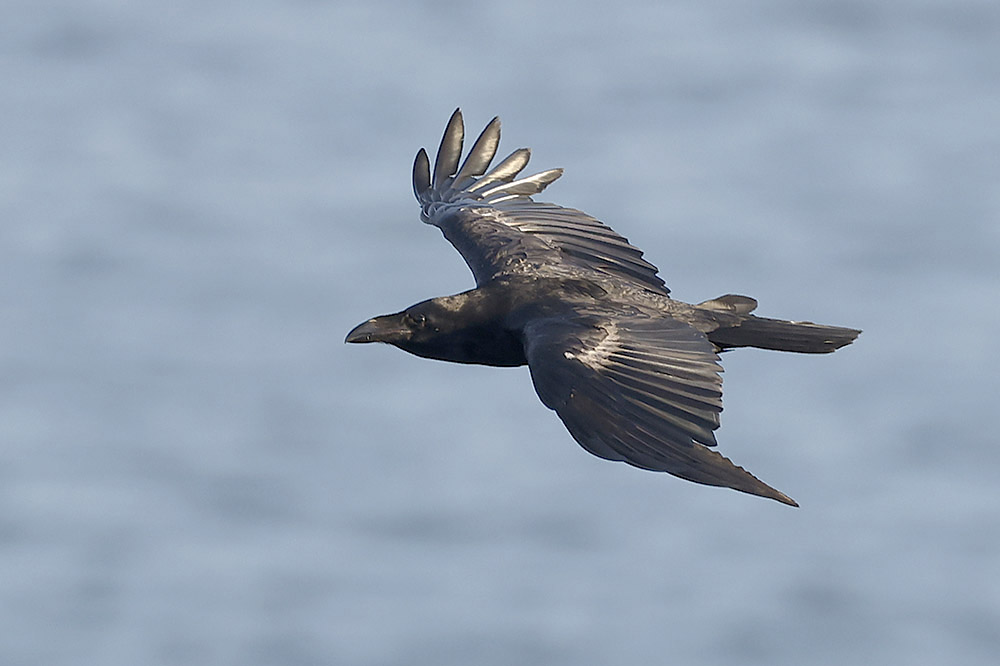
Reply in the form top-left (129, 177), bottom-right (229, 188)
top-left (708, 315), bottom-right (860, 354)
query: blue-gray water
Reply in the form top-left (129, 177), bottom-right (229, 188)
top-left (3, 1), bottom-right (998, 664)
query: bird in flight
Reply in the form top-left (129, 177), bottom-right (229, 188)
top-left (347, 110), bottom-right (860, 506)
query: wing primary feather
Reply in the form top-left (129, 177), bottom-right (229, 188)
top-left (412, 148), bottom-right (431, 200)
top-left (513, 222), bottom-right (635, 244)
top-left (614, 383), bottom-right (719, 443)
top-left (467, 148), bottom-right (532, 191)
top-left (603, 366), bottom-right (720, 420)
top-left (453, 116), bottom-right (501, 185)
top-left (603, 365), bottom-right (721, 403)
top-left (575, 386), bottom-right (682, 467)
top-left (478, 168), bottom-right (564, 197)
top-left (612, 347), bottom-right (720, 368)
top-left (433, 108), bottom-right (464, 188)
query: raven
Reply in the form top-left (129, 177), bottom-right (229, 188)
top-left (347, 110), bottom-right (860, 506)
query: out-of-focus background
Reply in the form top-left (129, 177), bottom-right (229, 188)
top-left (3, 1), bottom-right (998, 664)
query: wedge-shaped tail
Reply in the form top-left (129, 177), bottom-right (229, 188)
top-left (709, 316), bottom-right (861, 354)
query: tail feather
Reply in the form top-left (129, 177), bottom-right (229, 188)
top-left (709, 316), bottom-right (861, 354)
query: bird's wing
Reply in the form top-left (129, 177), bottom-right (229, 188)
top-left (412, 109), bottom-right (670, 295)
top-left (522, 312), bottom-right (798, 505)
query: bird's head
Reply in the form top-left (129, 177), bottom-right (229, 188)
top-left (345, 305), bottom-right (435, 346)
top-left (347, 292), bottom-right (478, 350)
top-left (346, 290), bottom-right (525, 366)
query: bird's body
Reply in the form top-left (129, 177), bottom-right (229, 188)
top-left (348, 110), bottom-right (860, 506)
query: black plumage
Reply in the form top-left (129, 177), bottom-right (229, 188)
top-left (347, 110), bottom-right (860, 506)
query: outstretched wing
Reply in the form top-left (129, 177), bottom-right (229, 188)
top-left (412, 109), bottom-right (670, 295)
top-left (523, 312), bottom-right (798, 506)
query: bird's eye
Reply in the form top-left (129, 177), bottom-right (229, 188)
top-left (407, 312), bottom-right (427, 327)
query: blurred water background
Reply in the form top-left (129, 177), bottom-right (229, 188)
top-left (3, 1), bottom-right (999, 664)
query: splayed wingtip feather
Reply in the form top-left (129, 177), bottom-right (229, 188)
top-left (433, 108), bottom-right (465, 188)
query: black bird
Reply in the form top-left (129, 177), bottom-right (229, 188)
top-left (347, 110), bottom-right (860, 506)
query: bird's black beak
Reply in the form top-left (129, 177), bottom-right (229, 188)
top-left (345, 315), bottom-right (408, 344)
top-left (345, 318), bottom-right (382, 343)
